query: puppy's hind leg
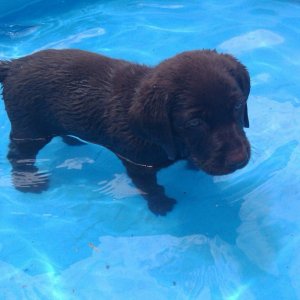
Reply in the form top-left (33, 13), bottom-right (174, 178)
top-left (7, 134), bottom-right (52, 193)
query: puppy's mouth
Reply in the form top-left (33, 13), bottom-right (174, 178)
top-left (189, 153), bottom-right (250, 176)
top-left (180, 136), bottom-right (251, 175)
top-left (202, 164), bottom-right (247, 176)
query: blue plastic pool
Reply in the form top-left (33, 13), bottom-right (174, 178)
top-left (0, 1), bottom-right (300, 299)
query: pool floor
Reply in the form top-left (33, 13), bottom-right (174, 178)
top-left (0, 1), bottom-right (300, 299)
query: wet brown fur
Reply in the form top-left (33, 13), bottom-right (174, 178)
top-left (0, 49), bottom-right (250, 215)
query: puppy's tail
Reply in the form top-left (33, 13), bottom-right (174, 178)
top-left (0, 60), bottom-right (11, 83)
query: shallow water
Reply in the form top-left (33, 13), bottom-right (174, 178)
top-left (0, 1), bottom-right (300, 299)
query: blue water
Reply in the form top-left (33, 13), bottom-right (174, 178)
top-left (0, 0), bottom-right (300, 299)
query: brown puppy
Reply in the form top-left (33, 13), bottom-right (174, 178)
top-left (0, 49), bottom-right (250, 215)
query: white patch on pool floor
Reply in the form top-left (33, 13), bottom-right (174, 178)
top-left (218, 29), bottom-right (284, 54)
top-left (56, 157), bottom-right (95, 170)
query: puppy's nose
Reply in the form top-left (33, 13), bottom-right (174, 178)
top-left (226, 150), bottom-right (249, 169)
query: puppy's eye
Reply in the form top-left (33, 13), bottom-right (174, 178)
top-left (185, 118), bottom-right (203, 128)
top-left (234, 100), bottom-right (244, 110)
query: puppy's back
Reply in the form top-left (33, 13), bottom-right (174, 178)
top-left (1, 49), bottom-right (122, 95)
top-left (1, 49), bottom-right (129, 136)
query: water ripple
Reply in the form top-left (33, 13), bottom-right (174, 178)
top-left (38, 27), bottom-right (106, 50)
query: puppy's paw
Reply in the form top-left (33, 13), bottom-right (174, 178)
top-left (12, 170), bottom-right (49, 193)
top-left (148, 196), bottom-right (176, 216)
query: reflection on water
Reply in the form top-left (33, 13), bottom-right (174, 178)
top-left (0, 0), bottom-right (300, 299)
top-left (0, 24), bottom-right (40, 40)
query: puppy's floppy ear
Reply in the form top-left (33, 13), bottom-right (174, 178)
top-left (243, 104), bottom-right (249, 128)
top-left (129, 83), bottom-right (177, 160)
top-left (223, 54), bottom-right (250, 128)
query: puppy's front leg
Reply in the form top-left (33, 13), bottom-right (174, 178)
top-left (122, 161), bottom-right (176, 215)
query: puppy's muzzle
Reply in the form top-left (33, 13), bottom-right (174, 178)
top-left (225, 148), bottom-right (250, 170)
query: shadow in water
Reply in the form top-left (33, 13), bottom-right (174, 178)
top-left (0, 138), bottom-right (297, 289)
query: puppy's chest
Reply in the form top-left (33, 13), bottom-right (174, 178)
top-left (108, 133), bottom-right (171, 168)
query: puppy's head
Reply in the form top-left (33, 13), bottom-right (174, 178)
top-left (130, 50), bottom-right (251, 175)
